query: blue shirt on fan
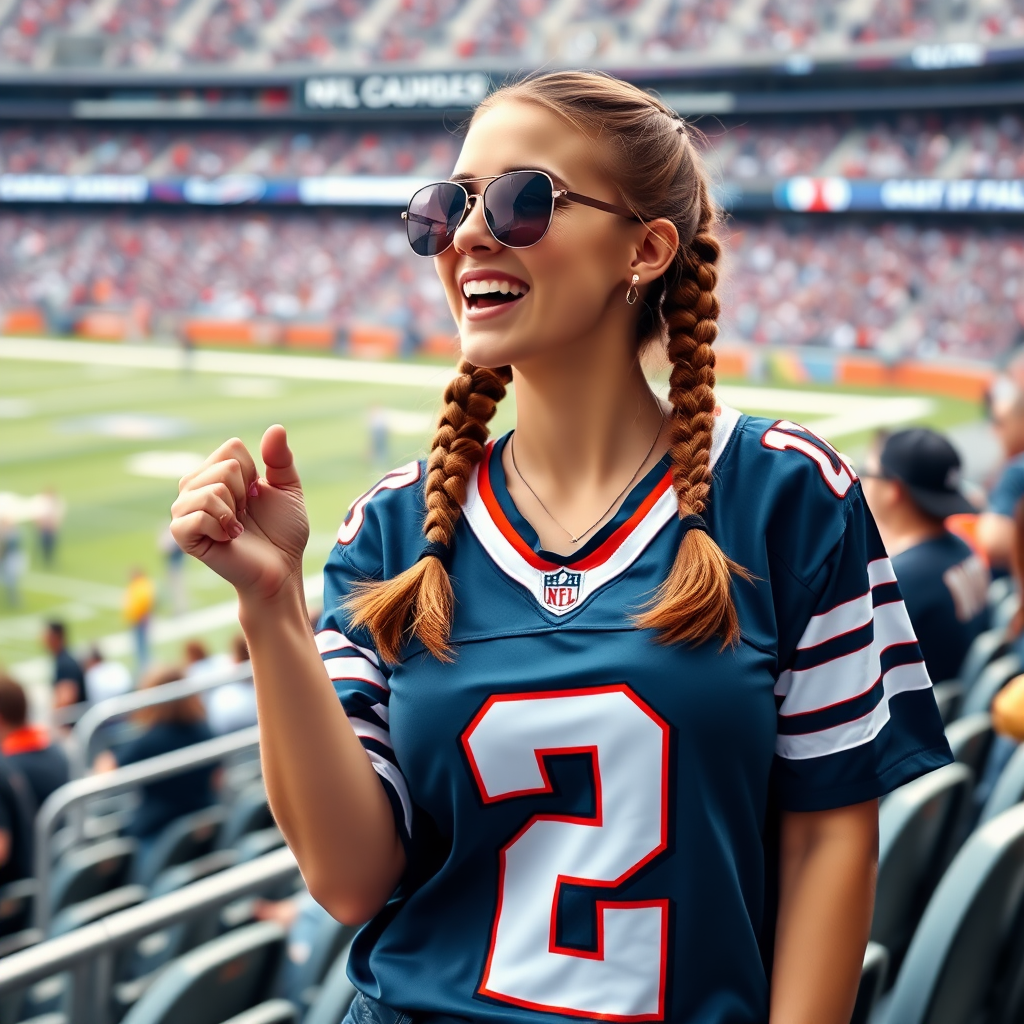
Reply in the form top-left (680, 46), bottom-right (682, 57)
top-left (316, 410), bottom-right (952, 1024)
top-left (989, 453), bottom-right (1024, 517)
top-left (890, 533), bottom-right (989, 684)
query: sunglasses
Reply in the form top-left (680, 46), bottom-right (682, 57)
top-left (401, 169), bottom-right (639, 258)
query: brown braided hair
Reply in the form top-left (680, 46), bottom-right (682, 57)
top-left (349, 70), bottom-right (745, 661)
top-left (347, 360), bottom-right (511, 662)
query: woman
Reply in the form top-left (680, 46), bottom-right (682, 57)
top-left (170, 72), bottom-right (952, 1024)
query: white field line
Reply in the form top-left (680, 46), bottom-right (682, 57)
top-left (22, 572), bottom-right (125, 609)
top-left (0, 337), bottom-right (458, 388)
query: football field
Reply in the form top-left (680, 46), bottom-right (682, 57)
top-left (0, 338), bottom-right (987, 686)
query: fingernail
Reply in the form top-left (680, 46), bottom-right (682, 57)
top-left (248, 481), bottom-right (259, 498)
top-left (230, 522), bottom-right (244, 538)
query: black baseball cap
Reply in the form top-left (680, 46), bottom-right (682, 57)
top-left (878, 428), bottom-right (976, 519)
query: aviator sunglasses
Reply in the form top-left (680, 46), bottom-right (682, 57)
top-left (402, 169), bottom-right (640, 257)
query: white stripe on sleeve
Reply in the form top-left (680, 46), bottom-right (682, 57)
top-left (315, 629), bottom-right (380, 666)
top-left (324, 656), bottom-right (389, 692)
top-left (776, 661), bottom-right (932, 760)
top-left (350, 719), bottom-right (393, 750)
top-left (796, 592), bottom-right (873, 651)
top-left (868, 557), bottom-right (897, 588)
top-left (366, 749), bottom-right (413, 837)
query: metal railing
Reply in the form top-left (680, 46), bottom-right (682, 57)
top-left (36, 726), bottom-right (261, 931)
top-left (0, 847), bottom-right (298, 1024)
top-left (67, 662), bottom-right (254, 778)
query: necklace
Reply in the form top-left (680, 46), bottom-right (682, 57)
top-left (509, 412), bottom-right (665, 546)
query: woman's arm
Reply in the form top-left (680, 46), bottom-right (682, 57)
top-left (171, 426), bottom-right (404, 925)
top-left (770, 799), bottom-right (878, 1024)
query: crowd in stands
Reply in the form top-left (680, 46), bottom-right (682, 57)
top-left (3, 0), bottom-right (1024, 68)
top-left (3, 116), bottom-right (1024, 182)
top-left (0, 126), bottom-right (462, 179)
top-left (2, 211), bottom-right (1022, 360)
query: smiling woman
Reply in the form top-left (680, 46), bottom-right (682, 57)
top-left (170, 70), bottom-right (953, 1024)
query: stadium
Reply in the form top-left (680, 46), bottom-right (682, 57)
top-left (0, 2), bottom-right (1024, 1023)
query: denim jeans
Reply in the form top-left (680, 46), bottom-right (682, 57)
top-left (342, 992), bottom-right (476, 1024)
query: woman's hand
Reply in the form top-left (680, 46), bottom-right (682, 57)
top-left (170, 424), bottom-right (310, 602)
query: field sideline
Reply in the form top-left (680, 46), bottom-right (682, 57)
top-left (0, 338), bottom-right (986, 685)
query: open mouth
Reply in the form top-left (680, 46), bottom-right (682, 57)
top-left (461, 277), bottom-right (530, 310)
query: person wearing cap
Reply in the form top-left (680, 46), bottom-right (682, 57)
top-left (862, 428), bottom-right (990, 683)
top-left (979, 374), bottom-right (1024, 570)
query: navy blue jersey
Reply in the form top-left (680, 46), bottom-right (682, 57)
top-left (989, 453), bottom-right (1024, 517)
top-left (891, 533), bottom-right (989, 684)
top-left (316, 408), bottom-right (952, 1024)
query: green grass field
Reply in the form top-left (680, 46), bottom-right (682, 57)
top-left (0, 344), bottom-right (987, 679)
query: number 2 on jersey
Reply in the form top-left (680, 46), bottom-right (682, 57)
top-left (461, 685), bottom-right (670, 1021)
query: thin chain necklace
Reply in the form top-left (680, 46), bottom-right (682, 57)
top-left (508, 412), bottom-right (665, 546)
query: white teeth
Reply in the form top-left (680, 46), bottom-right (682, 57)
top-left (461, 279), bottom-right (527, 298)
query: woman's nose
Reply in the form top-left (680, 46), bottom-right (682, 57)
top-left (453, 193), bottom-right (499, 255)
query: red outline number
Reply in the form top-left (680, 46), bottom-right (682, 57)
top-left (461, 685), bottom-right (670, 1022)
top-left (337, 461), bottom-right (421, 545)
top-left (761, 419), bottom-right (857, 498)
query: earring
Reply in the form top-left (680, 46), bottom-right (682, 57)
top-left (625, 274), bottom-right (640, 305)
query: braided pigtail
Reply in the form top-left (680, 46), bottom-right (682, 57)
top-left (347, 359), bottom-right (511, 663)
top-left (634, 181), bottom-right (748, 647)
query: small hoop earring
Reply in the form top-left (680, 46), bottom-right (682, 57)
top-left (625, 274), bottom-right (640, 305)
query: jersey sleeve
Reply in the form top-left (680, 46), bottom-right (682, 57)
top-left (314, 466), bottom-right (424, 852)
top-left (772, 487), bottom-right (954, 812)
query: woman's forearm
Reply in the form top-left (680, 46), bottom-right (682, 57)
top-left (770, 800), bottom-right (878, 1024)
top-left (239, 578), bottom-right (405, 923)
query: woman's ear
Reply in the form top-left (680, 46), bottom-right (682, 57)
top-left (630, 217), bottom-right (679, 285)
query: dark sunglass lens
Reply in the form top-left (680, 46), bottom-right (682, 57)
top-left (406, 182), bottom-right (466, 256)
top-left (484, 171), bottom-right (553, 247)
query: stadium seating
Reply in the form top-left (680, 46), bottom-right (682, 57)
top-left (0, 880), bottom-right (37, 939)
top-left (120, 921), bottom-right (288, 1024)
top-left (302, 944), bottom-right (357, 1024)
top-left (957, 627), bottom-right (1011, 692)
top-left (962, 653), bottom-right (1023, 716)
top-left (871, 761), bottom-right (973, 971)
top-left (217, 785), bottom-right (273, 852)
top-left (979, 741), bottom-right (1024, 825)
top-left (131, 805), bottom-right (227, 888)
top-left (48, 837), bottom-right (137, 919)
top-left (272, 898), bottom-right (354, 1014)
top-left (879, 803), bottom-right (1024, 1024)
top-left (930, 680), bottom-right (963, 724)
top-left (851, 942), bottom-right (888, 1024)
top-left (49, 884), bottom-right (147, 938)
top-left (945, 713), bottom-right (994, 777)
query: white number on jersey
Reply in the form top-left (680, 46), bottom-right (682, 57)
top-left (461, 685), bottom-right (669, 1021)
top-left (337, 461), bottom-right (421, 545)
top-left (761, 419), bottom-right (857, 498)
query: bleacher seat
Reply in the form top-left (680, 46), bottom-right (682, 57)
top-left (217, 785), bottom-right (273, 851)
top-left (303, 945), bottom-right (357, 1024)
top-left (993, 592), bottom-right (1022, 630)
top-left (961, 654), bottom-right (1023, 716)
top-left (49, 884), bottom-right (147, 937)
top-left (880, 803), bottom-right (1024, 1024)
top-left (0, 926), bottom-right (40, 957)
top-left (957, 627), bottom-right (1010, 691)
top-left (945, 713), bottom-right (994, 777)
top-left (930, 681), bottom-right (963, 725)
top-left (871, 762), bottom-right (973, 973)
top-left (979, 741), bottom-right (1024, 826)
top-left (132, 806), bottom-right (227, 888)
top-left (989, 576), bottom-right (1015, 610)
top-left (120, 921), bottom-right (287, 1024)
top-left (220, 1002), bottom-right (296, 1024)
top-left (0, 879), bottom-right (36, 937)
top-left (49, 837), bottom-right (136, 917)
top-left (851, 942), bottom-right (888, 1024)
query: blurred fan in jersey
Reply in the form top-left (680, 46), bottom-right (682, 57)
top-left (862, 428), bottom-right (989, 683)
top-left (980, 374), bottom-right (1024, 570)
top-left (0, 672), bottom-right (68, 809)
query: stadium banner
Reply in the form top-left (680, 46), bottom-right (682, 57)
top-left (768, 177), bottom-right (1024, 213)
top-left (303, 72), bottom-right (491, 111)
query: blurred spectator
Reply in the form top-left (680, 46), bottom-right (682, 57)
top-left (0, 517), bottom-right (25, 607)
top-left (979, 375), bottom-right (1024, 570)
top-left (861, 428), bottom-right (989, 683)
top-left (160, 526), bottom-right (187, 616)
top-left (94, 665), bottom-right (216, 863)
top-left (42, 621), bottom-right (86, 709)
top-left (204, 635), bottom-right (257, 736)
top-left (0, 672), bottom-right (68, 809)
top-left (123, 568), bottom-right (156, 671)
top-left (0, 754), bottom-right (34, 888)
top-left (33, 488), bottom-right (64, 569)
top-left (83, 647), bottom-right (133, 705)
top-left (184, 639), bottom-right (232, 678)
top-left (368, 406), bottom-right (389, 470)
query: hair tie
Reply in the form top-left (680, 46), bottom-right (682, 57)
top-left (679, 513), bottom-right (708, 535)
top-left (418, 539), bottom-right (451, 566)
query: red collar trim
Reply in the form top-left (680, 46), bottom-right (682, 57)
top-left (3, 725), bottom-right (51, 756)
top-left (476, 441), bottom-right (675, 573)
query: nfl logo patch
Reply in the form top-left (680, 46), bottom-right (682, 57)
top-left (543, 568), bottom-right (582, 610)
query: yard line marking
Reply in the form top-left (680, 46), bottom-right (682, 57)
top-left (22, 572), bottom-right (125, 609)
top-left (0, 337), bottom-right (457, 389)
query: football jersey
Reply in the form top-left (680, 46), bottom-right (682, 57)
top-left (315, 406), bottom-right (952, 1024)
